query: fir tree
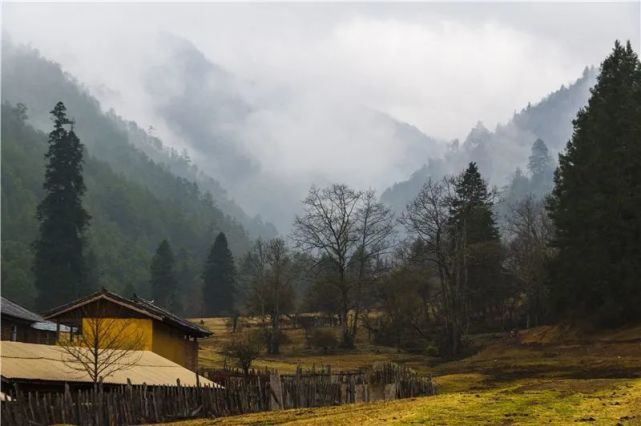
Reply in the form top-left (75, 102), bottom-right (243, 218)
top-left (450, 162), bottom-right (503, 325)
top-left (150, 239), bottom-right (180, 312)
top-left (450, 162), bottom-right (499, 242)
top-left (33, 102), bottom-right (90, 310)
top-left (528, 139), bottom-right (554, 195)
top-left (548, 41), bottom-right (641, 325)
top-left (202, 232), bottom-right (236, 316)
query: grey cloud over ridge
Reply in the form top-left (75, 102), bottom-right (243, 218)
top-left (2, 2), bottom-right (639, 231)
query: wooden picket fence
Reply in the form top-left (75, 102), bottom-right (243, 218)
top-left (1, 362), bottom-right (435, 425)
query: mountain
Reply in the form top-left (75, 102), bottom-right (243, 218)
top-left (0, 42), bottom-right (270, 313)
top-left (370, 110), bottom-right (446, 173)
top-left (381, 67), bottom-right (598, 213)
top-left (118, 35), bottom-right (447, 232)
top-left (114, 117), bottom-right (277, 239)
top-left (1, 40), bottom-right (277, 240)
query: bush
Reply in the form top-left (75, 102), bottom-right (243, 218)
top-left (258, 328), bottom-right (291, 346)
top-left (308, 328), bottom-right (339, 353)
top-left (424, 343), bottom-right (439, 357)
top-left (222, 332), bottom-right (262, 375)
top-left (256, 328), bottom-right (292, 354)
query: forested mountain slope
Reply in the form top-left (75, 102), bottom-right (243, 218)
top-left (1, 40), bottom-right (277, 240)
top-left (1, 103), bottom-right (249, 315)
top-left (381, 67), bottom-right (597, 213)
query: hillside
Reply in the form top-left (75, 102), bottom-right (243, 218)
top-left (174, 322), bottom-right (641, 425)
top-left (1, 103), bottom-right (249, 314)
top-left (0, 40), bottom-right (277, 240)
top-left (380, 67), bottom-right (597, 213)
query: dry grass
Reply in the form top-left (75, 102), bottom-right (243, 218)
top-left (194, 316), bottom-right (434, 374)
top-left (167, 378), bottom-right (641, 425)
top-left (177, 319), bottom-right (641, 425)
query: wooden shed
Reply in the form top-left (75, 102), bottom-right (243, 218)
top-left (43, 289), bottom-right (212, 371)
top-left (1, 297), bottom-right (70, 345)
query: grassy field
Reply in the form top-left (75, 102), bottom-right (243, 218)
top-left (176, 319), bottom-right (641, 425)
top-left (195, 317), bottom-right (437, 374)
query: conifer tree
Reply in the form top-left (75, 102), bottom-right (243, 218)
top-left (450, 162), bottom-right (503, 325)
top-left (528, 139), bottom-right (554, 195)
top-left (548, 41), bottom-right (641, 325)
top-left (33, 102), bottom-right (90, 310)
top-left (202, 232), bottom-right (236, 316)
top-left (450, 162), bottom-right (499, 242)
top-left (150, 239), bottom-right (180, 312)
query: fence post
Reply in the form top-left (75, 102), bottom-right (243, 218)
top-left (269, 372), bottom-right (283, 410)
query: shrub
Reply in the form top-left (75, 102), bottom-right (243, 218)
top-left (424, 343), bottom-right (439, 357)
top-left (308, 328), bottom-right (339, 353)
top-left (222, 332), bottom-right (262, 375)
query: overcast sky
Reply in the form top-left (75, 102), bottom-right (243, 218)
top-left (3, 2), bottom-right (639, 139)
top-left (2, 2), bottom-right (640, 229)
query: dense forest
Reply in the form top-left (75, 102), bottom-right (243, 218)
top-left (0, 42), bottom-right (287, 313)
top-left (1, 41), bottom-right (276, 238)
top-left (1, 102), bottom-right (251, 313)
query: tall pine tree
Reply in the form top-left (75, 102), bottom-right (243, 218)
top-left (450, 162), bottom-right (503, 327)
top-left (547, 41), bottom-right (641, 325)
top-left (150, 239), bottom-right (180, 312)
top-left (33, 102), bottom-right (90, 310)
top-left (450, 162), bottom-right (500, 242)
top-left (202, 232), bottom-right (236, 316)
top-left (527, 139), bottom-right (554, 196)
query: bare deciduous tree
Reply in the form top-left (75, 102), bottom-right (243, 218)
top-left (351, 190), bottom-right (395, 342)
top-left (292, 184), bottom-right (394, 348)
top-left (58, 306), bottom-right (145, 383)
top-left (505, 195), bottom-right (554, 327)
top-left (242, 238), bottom-right (295, 354)
top-left (292, 184), bottom-right (362, 347)
top-left (400, 177), bottom-right (466, 356)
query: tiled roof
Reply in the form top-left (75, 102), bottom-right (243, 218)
top-left (131, 295), bottom-right (212, 337)
top-left (43, 289), bottom-right (211, 337)
top-left (1, 297), bottom-right (44, 323)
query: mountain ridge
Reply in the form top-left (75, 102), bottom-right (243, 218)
top-left (380, 66), bottom-right (598, 213)
top-left (1, 40), bottom-right (277, 240)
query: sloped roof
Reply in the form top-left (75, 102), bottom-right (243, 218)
top-left (1, 297), bottom-right (44, 323)
top-left (130, 295), bottom-right (212, 337)
top-left (43, 289), bottom-right (211, 338)
top-left (1, 341), bottom-right (216, 387)
top-left (31, 321), bottom-right (73, 333)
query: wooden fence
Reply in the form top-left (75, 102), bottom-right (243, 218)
top-left (1, 363), bottom-right (435, 425)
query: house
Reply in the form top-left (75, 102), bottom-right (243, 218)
top-left (43, 289), bottom-right (212, 371)
top-left (1, 297), bottom-right (71, 344)
top-left (0, 341), bottom-right (214, 394)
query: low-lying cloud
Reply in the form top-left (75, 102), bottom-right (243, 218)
top-left (3, 2), bottom-right (639, 231)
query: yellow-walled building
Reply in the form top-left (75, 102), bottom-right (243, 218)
top-left (44, 289), bottom-right (211, 371)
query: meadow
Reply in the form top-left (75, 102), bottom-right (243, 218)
top-left (177, 319), bottom-right (641, 425)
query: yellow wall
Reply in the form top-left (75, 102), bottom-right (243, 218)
top-left (81, 317), bottom-right (196, 370)
top-left (151, 322), bottom-right (190, 367)
top-left (81, 318), bottom-right (153, 351)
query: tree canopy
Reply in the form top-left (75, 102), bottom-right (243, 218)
top-left (33, 102), bottom-right (91, 310)
top-left (548, 41), bottom-right (641, 325)
top-left (202, 232), bottom-right (236, 316)
top-left (150, 239), bottom-right (180, 312)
